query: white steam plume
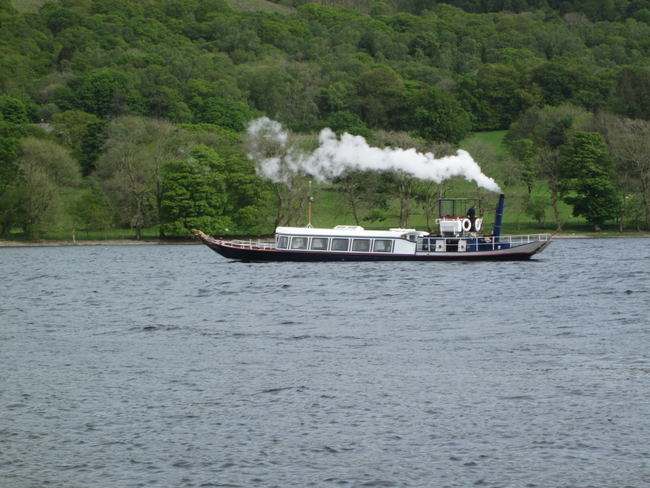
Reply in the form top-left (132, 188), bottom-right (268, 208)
top-left (247, 117), bottom-right (501, 193)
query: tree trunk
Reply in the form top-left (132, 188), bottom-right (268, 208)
top-left (642, 177), bottom-right (650, 231)
top-left (549, 187), bottom-right (561, 227)
top-left (135, 198), bottom-right (142, 240)
top-left (351, 201), bottom-right (361, 226)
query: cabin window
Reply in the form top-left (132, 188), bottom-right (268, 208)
top-left (331, 238), bottom-right (349, 251)
top-left (310, 237), bottom-right (329, 250)
top-left (290, 237), bottom-right (307, 250)
top-left (373, 240), bottom-right (392, 252)
top-left (352, 239), bottom-right (371, 252)
top-left (277, 236), bottom-right (289, 249)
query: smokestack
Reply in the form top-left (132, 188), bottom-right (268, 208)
top-left (493, 194), bottom-right (505, 238)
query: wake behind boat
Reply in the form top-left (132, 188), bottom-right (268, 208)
top-left (194, 194), bottom-right (551, 262)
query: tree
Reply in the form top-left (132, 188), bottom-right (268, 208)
top-left (160, 147), bottom-right (231, 237)
top-left (606, 117), bottom-right (650, 230)
top-left (79, 120), bottom-right (110, 176)
top-left (561, 131), bottom-right (621, 231)
top-left (413, 178), bottom-right (443, 233)
top-left (96, 116), bottom-right (191, 239)
top-left (378, 169), bottom-right (417, 229)
top-left (221, 153), bottom-right (275, 235)
top-left (405, 88), bottom-right (471, 144)
top-left (613, 68), bottom-right (650, 121)
top-left (325, 111), bottom-right (371, 138)
top-left (355, 66), bottom-right (406, 129)
top-left (0, 136), bottom-right (23, 237)
top-left (68, 69), bottom-right (128, 117)
top-left (69, 187), bottom-right (114, 237)
top-left (523, 195), bottom-right (549, 228)
top-left (332, 169), bottom-right (382, 226)
top-left (244, 119), bottom-right (312, 228)
top-left (51, 110), bottom-right (101, 158)
top-left (535, 147), bottom-right (563, 227)
top-left (193, 97), bottom-right (254, 132)
top-left (16, 138), bottom-right (80, 239)
top-left (508, 139), bottom-right (538, 195)
top-left (0, 96), bottom-right (30, 124)
top-left (456, 64), bottom-right (543, 131)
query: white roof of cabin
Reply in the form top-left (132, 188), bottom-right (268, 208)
top-left (275, 226), bottom-right (428, 238)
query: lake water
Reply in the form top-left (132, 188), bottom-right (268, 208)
top-left (1, 238), bottom-right (649, 487)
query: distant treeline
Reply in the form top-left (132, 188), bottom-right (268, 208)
top-left (0, 0), bottom-right (649, 238)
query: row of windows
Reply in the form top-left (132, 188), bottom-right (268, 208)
top-left (277, 236), bottom-right (393, 253)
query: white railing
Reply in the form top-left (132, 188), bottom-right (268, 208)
top-left (224, 239), bottom-right (276, 250)
top-left (417, 234), bottom-right (551, 252)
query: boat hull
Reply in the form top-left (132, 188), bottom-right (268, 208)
top-left (198, 236), bottom-right (549, 262)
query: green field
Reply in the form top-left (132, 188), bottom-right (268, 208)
top-left (461, 130), bottom-right (509, 155)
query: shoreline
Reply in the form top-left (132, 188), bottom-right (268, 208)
top-left (0, 239), bottom-right (199, 247)
top-left (1, 232), bottom-right (648, 247)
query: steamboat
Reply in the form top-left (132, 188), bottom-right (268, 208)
top-left (194, 194), bottom-right (551, 262)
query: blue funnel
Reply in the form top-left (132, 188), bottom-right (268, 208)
top-left (493, 194), bottom-right (505, 238)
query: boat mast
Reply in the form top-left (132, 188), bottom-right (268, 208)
top-left (306, 180), bottom-right (313, 228)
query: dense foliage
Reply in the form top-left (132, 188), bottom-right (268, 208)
top-left (1, 0), bottom-right (650, 237)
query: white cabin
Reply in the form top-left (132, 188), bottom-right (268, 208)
top-left (275, 225), bottom-right (428, 255)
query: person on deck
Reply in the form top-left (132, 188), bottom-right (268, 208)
top-left (467, 205), bottom-right (477, 232)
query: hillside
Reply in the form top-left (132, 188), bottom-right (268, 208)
top-left (1, 0), bottom-right (649, 238)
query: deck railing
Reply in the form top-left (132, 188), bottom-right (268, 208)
top-left (417, 234), bottom-right (551, 252)
top-left (225, 239), bottom-right (276, 250)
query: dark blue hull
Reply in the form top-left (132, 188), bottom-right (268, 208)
top-left (201, 239), bottom-right (543, 262)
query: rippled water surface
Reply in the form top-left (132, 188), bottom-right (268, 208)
top-left (1, 238), bottom-right (650, 487)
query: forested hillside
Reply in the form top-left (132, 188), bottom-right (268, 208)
top-left (1, 0), bottom-right (649, 239)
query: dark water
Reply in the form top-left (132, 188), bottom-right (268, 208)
top-left (1, 238), bottom-right (649, 487)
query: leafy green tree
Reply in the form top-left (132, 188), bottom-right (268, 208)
top-left (325, 111), bottom-right (371, 138)
top-left (0, 136), bottom-right (24, 236)
top-left (68, 69), bottom-right (128, 117)
top-left (355, 66), bottom-right (406, 129)
top-left (51, 110), bottom-right (101, 157)
top-left (456, 64), bottom-right (543, 130)
top-left (43, 7), bottom-right (85, 35)
top-left (193, 97), bottom-right (254, 132)
top-left (523, 195), bottom-right (549, 228)
top-left (0, 96), bottom-right (30, 124)
top-left (0, 136), bottom-right (20, 194)
top-left (79, 120), bottom-right (110, 176)
top-left (246, 66), bottom-right (295, 120)
top-left (613, 68), bottom-right (650, 121)
top-left (535, 147), bottom-right (563, 227)
top-left (221, 153), bottom-right (274, 235)
top-left (96, 116), bottom-right (191, 239)
top-left (561, 131), bottom-right (621, 231)
top-left (405, 87), bottom-right (471, 144)
top-left (508, 139), bottom-right (537, 195)
top-left (603, 116), bottom-right (650, 230)
top-left (69, 187), bottom-right (114, 237)
top-left (160, 146), bottom-right (230, 236)
top-left (332, 169), bottom-right (382, 226)
top-left (16, 138), bottom-right (80, 239)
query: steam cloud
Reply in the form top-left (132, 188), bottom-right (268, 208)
top-left (247, 117), bottom-right (501, 193)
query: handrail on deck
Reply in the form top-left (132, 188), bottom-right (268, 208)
top-left (227, 239), bottom-right (275, 250)
top-left (417, 234), bottom-right (551, 252)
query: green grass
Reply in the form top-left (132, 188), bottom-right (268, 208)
top-left (461, 130), bottom-right (509, 154)
top-left (2, 226), bottom-right (170, 242)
